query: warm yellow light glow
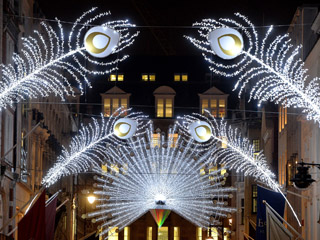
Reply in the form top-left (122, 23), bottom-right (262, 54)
top-left (87, 195), bottom-right (96, 204)
top-left (110, 74), bottom-right (117, 81)
top-left (149, 74), bottom-right (156, 81)
top-left (182, 74), bottom-right (188, 81)
top-left (118, 74), bottom-right (124, 81)
top-left (174, 74), bottom-right (180, 81)
top-left (142, 74), bottom-right (148, 81)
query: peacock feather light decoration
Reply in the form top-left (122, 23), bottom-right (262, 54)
top-left (0, 7), bottom-right (139, 109)
top-left (87, 122), bottom-right (235, 239)
top-left (185, 13), bottom-right (320, 124)
top-left (177, 111), bottom-right (300, 226)
top-left (42, 109), bottom-right (149, 186)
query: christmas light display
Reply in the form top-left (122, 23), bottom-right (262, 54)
top-left (42, 109), bottom-right (149, 186)
top-left (185, 13), bottom-right (320, 124)
top-left (87, 122), bottom-right (235, 239)
top-left (0, 8), bottom-right (139, 109)
top-left (177, 111), bottom-right (301, 226)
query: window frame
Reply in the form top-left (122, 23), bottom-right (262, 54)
top-left (252, 185), bottom-right (258, 214)
top-left (109, 73), bottom-right (124, 82)
top-left (155, 96), bottom-right (174, 118)
top-left (200, 97), bottom-right (226, 118)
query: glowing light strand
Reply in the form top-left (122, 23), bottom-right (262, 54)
top-left (88, 122), bottom-right (235, 239)
top-left (0, 8), bottom-right (139, 109)
top-left (42, 109), bottom-right (149, 186)
top-left (185, 13), bottom-right (320, 124)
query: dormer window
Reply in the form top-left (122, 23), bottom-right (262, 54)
top-left (199, 87), bottom-right (228, 118)
top-left (101, 86), bottom-right (131, 117)
top-left (153, 86), bottom-right (176, 118)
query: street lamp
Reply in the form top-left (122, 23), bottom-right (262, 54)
top-left (87, 195), bottom-right (96, 204)
top-left (291, 161), bottom-right (320, 190)
top-left (206, 226), bottom-right (213, 240)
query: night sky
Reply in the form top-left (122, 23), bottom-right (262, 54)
top-left (37, 0), bottom-right (319, 56)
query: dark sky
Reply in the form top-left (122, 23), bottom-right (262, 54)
top-left (37, 0), bottom-right (319, 56)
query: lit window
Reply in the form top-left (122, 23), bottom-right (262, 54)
top-left (165, 99), bottom-right (173, 117)
top-left (174, 74), bottom-right (180, 81)
top-left (117, 74), bottom-right (124, 81)
top-left (181, 74), bottom-right (188, 82)
top-left (174, 227), bottom-right (180, 240)
top-left (174, 73), bottom-right (188, 82)
top-left (142, 74), bottom-right (156, 81)
top-left (142, 74), bottom-right (148, 81)
top-left (110, 74), bottom-right (117, 81)
top-left (109, 74), bottom-right (124, 81)
top-left (103, 97), bottom-right (129, 117)
top-left (124, 227), bottom-right (130, 240)
top-left (279, 105), bottom-right (287, 132)
top-left (149, 74), bottom-right (156, 81)
top-left (121, 98), bottom-right (128, 111)
top-left (219, 99), bottom-right (226, 118)
top-left (147, 227), bottom-right (152, 240)
top-left (219, 136), bottom-right (227, 149)
top-left (168, 133), bottom-right (178, 148)
top-left (196, 227), bottom-right (202, 240)
top-left (207, 227), bottom-right (218, 240)
top-left (201, 99), bottom-right (209, 114)
top-left (104, 98), bottom-right (111, 117)
top-left (156, 98), bottom-right (173, 118)
top-left (112, 98), bottom-right (119, 115)
top-left (252, 185), bottom-right (258, 213)
top-left (152, 134), bottom-right (161, 148)
top-left (210, 99), bottom-right (217, 117)
top-left (108, 227), bottom-right (118, 240)
top-left (253, 140), bottom-right (260, 152)
top-left (158, 227), bottom-right (168, 240)
top-left (157, 99), bottom-right (164, 117)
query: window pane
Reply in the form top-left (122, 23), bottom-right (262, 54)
top-left (157, 99), bottom-right (164, 117)
top-left (253, 140), bottom-right (260, 152)
top-left (201, 99), bottom-right (209, 114)
top-left (110, 74), bottom-right (117, 81)
top-left (147, 227), bottom-right (152, 240)
top-left (165, 98), bottom-right (173, 118)
top-left (121, 98), bottom-right (128, 109)
top-left (112, 98), bottom-right (119, 114)
top-left (174, 227), bottom-right (180, 240)
top-left (174, 74), bottom-right (180, 81)
top-left (117, 74), bottom-right (124, 81)
top-left (149, 74), bottom-right (156, 81)
top-left (181, 74), bottom-right (188, 81)
top-left (153, 134), bottom-right (161, 148)
top-left (157, 227), bottom-right (168, 240)
top-left (196, 227), bottom-right (202, 240)
top-left (124, 227), bottom-right (130, 240)
top-left (168, 133), bottom-right (178, 148)
top-left (219, 99), bottom-right (226, 118)
top-left (108, 227), bottom-right (118, 240)
top-left (210, 99), bottom-right (217, 117)
top-left (142, 74), bottom-right (148, 81)
top-left (104, 98), bottom-right (111, 117)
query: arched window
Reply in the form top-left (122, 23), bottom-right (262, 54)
top-left (153, 86), bottom-right (176, 118)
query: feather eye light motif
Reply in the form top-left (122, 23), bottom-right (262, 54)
top-left (42, 109), bottom-right (149, 187)
top-left (0, 8), bottom-right (139, 109)
top-left (177, 111), bottom-right (301, 226)
top-left (185, 13), bottom-right (320, 124)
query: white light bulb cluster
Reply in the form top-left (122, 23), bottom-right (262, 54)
top-left (0, 7), bottom-right (139, 109)
top-left (89, 122), bottom-right (235, 239)
top-left (42, 109), bottom-right (149, 186)
top-left (185, 13), bottom-right (320, 124)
